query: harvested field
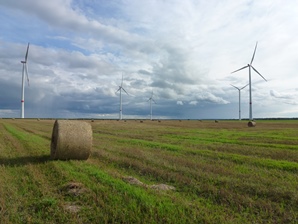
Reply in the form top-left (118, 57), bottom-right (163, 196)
top-left (0, 119), bottom-right (298, 223)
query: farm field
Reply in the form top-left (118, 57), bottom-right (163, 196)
top-left (0, 119), bottom-right (298, 223)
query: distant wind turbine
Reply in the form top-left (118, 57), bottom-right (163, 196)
top-left (231, 42), bottom-right (267, 124)
top-left (147, 90), bottom-right (156, 120)
top-left (20, 43), bottom-right (30, 118)
top-left (116, 74), bottom-right (128, 120)
top-left (230, 84), bottom-right (248, 120)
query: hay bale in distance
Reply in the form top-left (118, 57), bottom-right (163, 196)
top-left (51, 120), bottom-right (92, 160)
top-left (248, 121), bottom-right (256, 127)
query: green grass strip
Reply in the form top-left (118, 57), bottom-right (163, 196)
top-left (116, 138), bottom-right (298, 172)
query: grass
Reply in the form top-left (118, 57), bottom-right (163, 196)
top-left (0, 119), bottom-right (298, 223)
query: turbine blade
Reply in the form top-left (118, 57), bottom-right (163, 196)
top-left (230, 84), bottom-right (240, 90)
top-left (240, 84), bottom-right (249, 90)
top-left (122, 87), bottom-right (128, 95)
top-left (231, 65), bottom-right (249, 74)
top-left (250, 42), bottom-right (258, 65)
top-left (152, 99), bottom-right (156, 104)
top-left (25, 43), bottom-right (30, 62)
top-left (116, 86), bottom-right (121, 93)
top-left (251, 65), bottom-right (267, 81)
top-left (25, 64), bottom-right (30, 86)
top-left (121, 73), bottom-right (123, 87)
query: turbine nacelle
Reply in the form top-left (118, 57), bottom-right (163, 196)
top-left (230, 83), bottom-right (248, 91)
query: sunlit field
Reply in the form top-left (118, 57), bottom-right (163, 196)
top-left (0, 119), bottom-right (298, 223)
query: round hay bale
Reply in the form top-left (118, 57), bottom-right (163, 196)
top-left (215, 120), bottom-right (219, 123)
top-left (51, 120), bottom-right (92, 160)
top-left (248, 121), bottom-right (256, 127)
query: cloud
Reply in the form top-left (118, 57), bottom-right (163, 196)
top-left (189, 101), bottom-right (198, 105)
top-left (1, 1), bottom-right (298, 119)
top-left (270, 90), bottom-right (298, 105)
top-left (195, 92), bottom-right (230, 105)
top-left (270, 90), bottom-right (295, 100)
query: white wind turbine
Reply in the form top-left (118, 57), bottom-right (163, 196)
top-left (20, 43), bottom-right (30, 118)
top-left (116, 74), bottom-right (128, 120)
top-left (230, 84), bottom-right (248, 120)
top-left (147, 90), bottom-right (156, 120)
top-left (231, 42), bottom-right (267, 125)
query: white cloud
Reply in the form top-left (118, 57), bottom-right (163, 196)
top-left (189, 101), bottom-right (198, 105)
top-left (270, 90), bottom-right (295, 100)
top-left (270, 90), bottom-right (298, 105)
top-left (1, 0), bottom-right (298, 118)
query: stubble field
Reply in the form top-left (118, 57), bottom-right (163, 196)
top-left (0, 119), bottom-right (298, 223)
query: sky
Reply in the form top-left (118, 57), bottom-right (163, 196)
top-left (0, 0), bottom-right (298, 119)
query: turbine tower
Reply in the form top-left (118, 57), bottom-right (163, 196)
top-left (148, 90), bottom-right (156, 120)
top-left (20, 43), bottom-right (30, 118)
top-left (231, 84), bottom-right (248, 120)
top-left (116, 74), bottom-right (128, 120)
top-left (231, 42), bottom-right (267, 125)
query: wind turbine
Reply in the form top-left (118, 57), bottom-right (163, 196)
top-left (20, 43), bottom-right (30, 118)
top-left (231, 42), bottom-right (267, 125)
top-left (230, 84), bottom-right (248, 120)
top-left (147, 90), bottom-right (156, 120)
top-left (116, 74), bottom-right (128, 120)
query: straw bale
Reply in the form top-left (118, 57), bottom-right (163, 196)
top-left (248, 121), bottom-right (256, 127)
top-left (51, 120), bottom-right (92, 160)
